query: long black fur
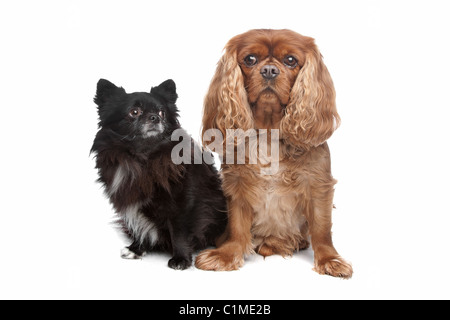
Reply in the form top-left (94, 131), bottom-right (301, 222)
top-left (91, 79), bottom-right (227, 270)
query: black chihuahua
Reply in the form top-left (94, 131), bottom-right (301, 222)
top-left (91, 79), bottom-right (227, 270)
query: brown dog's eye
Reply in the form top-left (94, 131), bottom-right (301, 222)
top-left (244, 55), bottom-right (258, 67)
top-left (129, 107), bottom-right (143, 118)
top-left (283, 56), bottom-right (298, 68)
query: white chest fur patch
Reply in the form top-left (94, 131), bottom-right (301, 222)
top-left (109, 165), bottom-right (127, 196)
top-left (122, 204), bottom-right (159, 246)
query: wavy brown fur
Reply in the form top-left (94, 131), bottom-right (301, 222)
top-left (196, 29), bottom-right (352, 278)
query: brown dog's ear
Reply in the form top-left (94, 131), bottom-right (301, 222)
top-left (281, 45), bottom-right (340, 148)
top-left (202, 47), bottom-right (254, 144)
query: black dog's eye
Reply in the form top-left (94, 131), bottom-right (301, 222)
top-left (283, 56), bottom-right (298, 68)
top-left (244, 55), bottom-right (258, 67)
top-left (129, 107), bottom-right (143, 118)
top-left (158, 111), bottom-right (165, 119)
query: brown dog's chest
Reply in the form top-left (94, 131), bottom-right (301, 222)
top-left (250, 163), bottom-right (309, 244)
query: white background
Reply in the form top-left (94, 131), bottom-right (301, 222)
top-left (1, 0), bottom-right (449, 300)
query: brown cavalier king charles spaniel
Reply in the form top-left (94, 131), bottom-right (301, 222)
top-left (195, 29), bottom-right (353, 278)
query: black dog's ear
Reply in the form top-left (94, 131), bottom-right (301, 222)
top-left (94, 79), bottom-right (126, 106)
top-left (151, 79), bottom-right (178, 104)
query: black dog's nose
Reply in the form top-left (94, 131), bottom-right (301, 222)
top-left (260, 65), bottom-right (280, 79)
top-left (148, 114), bottom-right (160, 123)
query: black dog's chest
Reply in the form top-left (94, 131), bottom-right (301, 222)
top-left (103, 154), bottom-right (183, 210)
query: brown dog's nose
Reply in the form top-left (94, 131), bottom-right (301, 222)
top-left (260, 65), bottom-right (280, 79)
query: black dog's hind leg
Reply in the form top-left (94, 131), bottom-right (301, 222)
top-left (121, 240), bottom-right (146, 260)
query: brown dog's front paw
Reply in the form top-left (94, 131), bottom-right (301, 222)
top-left (195, 246), bottom-right (244, 271)
top-left (314, 256), bottom-right (353, 279)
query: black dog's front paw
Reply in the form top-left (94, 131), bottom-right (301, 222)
top-left (168, 256), bottom-right (192, 270)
